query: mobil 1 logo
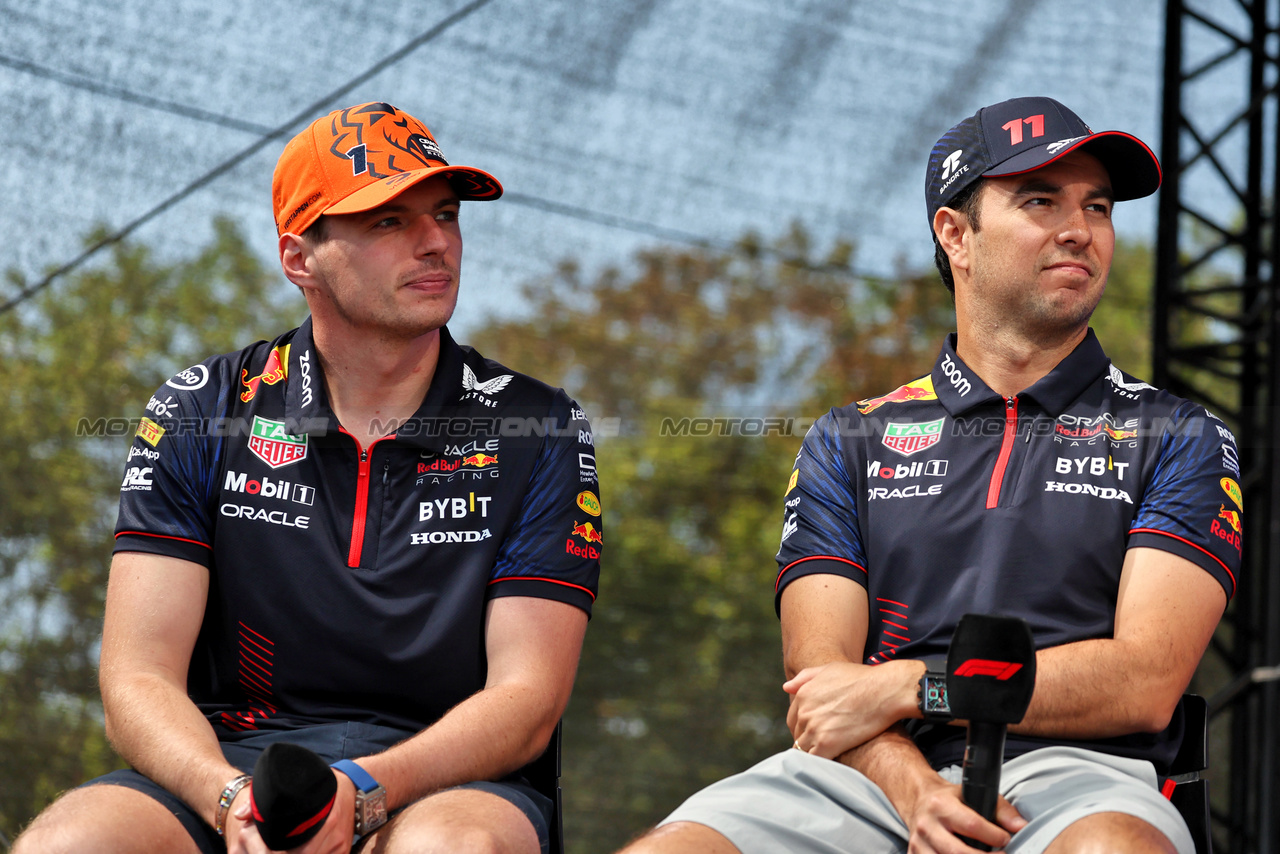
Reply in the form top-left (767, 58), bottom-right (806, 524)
top-left (223, 470), bottom-right (315, 505)
top-left (867, 459), bottom-right (949, 480)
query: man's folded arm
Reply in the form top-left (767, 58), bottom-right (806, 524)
top-left (1012, 546), bottom-right (1227, 739)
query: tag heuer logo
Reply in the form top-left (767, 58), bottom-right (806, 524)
top-left (882, 418), bottom-right (945, 457)
top-left (248, 416), bottom-right (308, 469)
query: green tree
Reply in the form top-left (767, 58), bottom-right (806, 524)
top-left (0, 219), bottom-right (299, 840)
top-left (1092, 238), bottom-right (1155, 379)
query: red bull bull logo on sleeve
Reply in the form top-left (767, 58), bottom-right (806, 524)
top-left (1211, 503), bottom-right (1242, 553)
top-left (566, 520), bottom-right (603, 560)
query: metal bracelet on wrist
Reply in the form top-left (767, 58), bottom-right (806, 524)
top-left (215, 773), bottom-right (253, 837)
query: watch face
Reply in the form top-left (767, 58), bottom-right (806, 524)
top-left (366, 790), bottom-right (388, 829)
top-left (922, 675), bottom-right (950, 715)
top-left (357, 788), bottom-right (388, 835)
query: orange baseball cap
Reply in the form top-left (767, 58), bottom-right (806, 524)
top-left (272, 101), bottom-right (502, 235)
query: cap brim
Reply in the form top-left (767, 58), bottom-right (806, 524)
top-left (984, 130), bottom-right (1161, 201)
top-left (325, 165), bottom-right (503, 217)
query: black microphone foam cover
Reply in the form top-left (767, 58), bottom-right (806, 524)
top-left (250, 742), bottom-right (337, 850)
top-left (946, 614), bottom-right (1036, 724)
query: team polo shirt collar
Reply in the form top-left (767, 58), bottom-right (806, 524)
top-left (931, 334), bottom-right (1001, 415)
top-left (931, 329), bottom-right (1110, 418)
top-left (1017, 329), bottom-right (1109, 416)
top-left (282, 318), bottom-right (470, 450)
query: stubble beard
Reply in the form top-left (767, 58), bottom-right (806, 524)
top-left (328, 265), bottom-right (461, 344)
top-left (970, 257), bottom-right (1103, 346)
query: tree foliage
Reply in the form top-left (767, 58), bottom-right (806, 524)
top-left (1092, 238), bottom-right (1155, 379)
top-left (0, 220), bottom-right (299, 840)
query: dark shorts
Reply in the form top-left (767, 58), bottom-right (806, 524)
top-left (83, 722), bottom-right (553, 854)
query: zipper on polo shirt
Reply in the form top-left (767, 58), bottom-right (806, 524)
top-left (986, 396), bottom-right (1019, 509)
top-left (340, 430), bottom-right (390, 568)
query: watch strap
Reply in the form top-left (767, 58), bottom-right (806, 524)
top-left (330, 759), bottom-right (379, 793)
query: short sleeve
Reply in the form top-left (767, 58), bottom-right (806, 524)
top-left (113, 363), bottom-right (225, 566)
top-left (774, 410), bottom-right (867, 612)
top-left (487, 393), bottom-right (601, 615)
top-left (1128, 404), bottom-right (1241, 599)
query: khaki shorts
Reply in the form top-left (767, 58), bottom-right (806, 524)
top-left (659, 745), bottom-right (1193, 854)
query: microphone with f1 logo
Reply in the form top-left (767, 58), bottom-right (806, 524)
top-left (946, 614), bottom-right (1037, 851)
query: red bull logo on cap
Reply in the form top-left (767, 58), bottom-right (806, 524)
top-left (857, 377), bottom-right (937, 414)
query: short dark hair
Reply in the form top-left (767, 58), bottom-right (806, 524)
top-left (932, 178), bottom-right (985, 296)
top-left (302, 214), bottom-right (329, 244)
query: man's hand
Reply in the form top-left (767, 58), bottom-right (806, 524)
top-left (224, 785), bottom-right (266, 854)
top-left (900, 774), bottom-right (1025, 854)
top-left (229, 772), bottom-right (357, 854)
top-left (784, 660), bottom-right (920, 758)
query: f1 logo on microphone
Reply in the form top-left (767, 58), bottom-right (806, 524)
top-left (953, 659), bottom-right (1024, 680)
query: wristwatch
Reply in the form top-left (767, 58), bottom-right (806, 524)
top-left (917, 666), bottom-right (952, 722)
top-left (331, 759), bottom-right (388, 836)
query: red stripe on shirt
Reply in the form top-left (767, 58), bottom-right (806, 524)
top-left (487, 576), bottom-right (597, 601)
top-left (775, 555), bottom-right (867, 591)
top-left (1128, 528), bottom-right (1237, 593)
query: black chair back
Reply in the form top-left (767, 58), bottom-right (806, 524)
top-left (1161, 695), bottom-right (1211, 854)
top-left (520, 721), bottom-right (563, 854)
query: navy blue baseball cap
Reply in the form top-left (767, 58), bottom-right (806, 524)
top-left (924, 96), bottom-right (1161, 225)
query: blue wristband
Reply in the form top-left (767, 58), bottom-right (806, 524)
top-left (331, 759), bottom-right (379, 793)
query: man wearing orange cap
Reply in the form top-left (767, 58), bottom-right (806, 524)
top-left (16, 102), bottom-right (600, 854)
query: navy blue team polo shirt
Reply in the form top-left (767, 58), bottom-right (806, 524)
top-left (776, 330), bottom-right (1240, 771)
top-left (115, 318), bottom-right (601, 736)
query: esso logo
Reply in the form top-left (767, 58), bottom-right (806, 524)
top-left (166, 364), bottom-right (209, 391)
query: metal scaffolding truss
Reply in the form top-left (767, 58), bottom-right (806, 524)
top-left (1157, 1), bottom-right (1280, 851)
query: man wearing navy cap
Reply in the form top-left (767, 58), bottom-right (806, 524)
top-left (621, 97), bottom-right (1238, 853)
